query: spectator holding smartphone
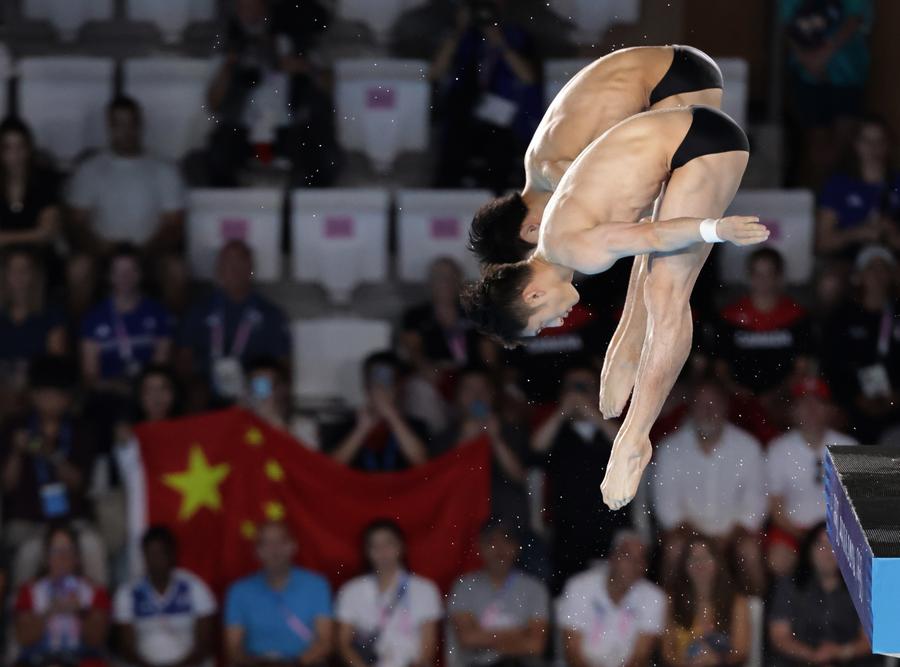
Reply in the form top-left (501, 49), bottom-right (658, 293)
top-left (433, 366), bottom-right (530, 528)
top-left (531, 364), bottom-right (630, 592)
top-left (322, 352), bottom-right (429, 472)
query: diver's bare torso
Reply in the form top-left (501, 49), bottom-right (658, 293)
top-left (524, 46), bottom-right (675, 192)
top-left (537, 108), bottom-right (694, 272)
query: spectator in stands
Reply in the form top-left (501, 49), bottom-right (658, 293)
top-left (530, 364), bottom-right (630, 592)
top-left (400, 257), bottom-right (481, 374)
top-left (821, 244), bottom-right (900, 443)
top-left (768, 522), bottom-right (875, 666)
top-left (447, 518), bottom-right (549, 667)
top-left (336, 519), bottom-right (442, 667)
top-left (177, 240), bottom-right (290, 405)
top-left (0, 249), bottom-right (66, 409)
top-left (433, 366), bottom-right (529, 525)
top-left (0, 357), bottom-right (108, 587)
top-left (651, 373), bottom-right (767, 595)
top-left (781, 0), bottom-right (874, 186)
top-left (68, 96), bottom-right (185, 255)
top-left (205, 0), bottom-right (338, 187)
top-left (713, 247), bottom-right (812, 400)
top-left (661, 535), bottom-right (751, 667)
top-left (134, 364), bottom-right (182, 424)
top-left (767, 377), bottom-right (857, 542)
top-left (0, 117), bottom-right (61, 251)
top-left (80, 243), bottom-right (173, 395)
top-left (225, 520), bottom-right (333, 666)
top-left (13, 523), bottom-right (111, 667)
top-left (323, 351), bottom-right (430, 472)
top-left (559, 530), bottom-right (666, 667)
top-left (243, 357), bottom-right (291, 427)
top-left (816, 116), bottom-right (900, 260)
top-left (114, 526), bottom-right (216, 667)
top-left (430, 0), bottom-right (542, 191)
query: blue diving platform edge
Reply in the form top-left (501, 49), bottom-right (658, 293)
top-left (825, 445), bottom-right (900, 656)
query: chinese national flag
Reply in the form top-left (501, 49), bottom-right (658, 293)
top-left (132, 408), bottom-right (491, 595)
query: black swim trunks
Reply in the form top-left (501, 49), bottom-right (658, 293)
top-left (648, 45), bottom-right (724, 106)
top-left (670, 105), bottom-right (749, 171)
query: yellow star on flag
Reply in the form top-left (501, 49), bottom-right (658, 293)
top-left (241, 520), bottom-right (257, 540)
top-left (265, 459), bottom-right (285, 482)
top-left (264, 501), bottom-right (286, 521)
top-left (163, 446), bottom-right (231, 520)
top-left (245, 427), bottom-right (264, 446)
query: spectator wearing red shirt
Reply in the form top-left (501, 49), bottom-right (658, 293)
top-left (13, 523), bottom-right (111, 667)
top-left (710, 247), bottom-right (813, 440)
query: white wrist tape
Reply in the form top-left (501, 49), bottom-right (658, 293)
top-left (699, 218), bottom-right (723, 243)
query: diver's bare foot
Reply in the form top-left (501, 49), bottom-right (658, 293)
top-left (599, 358), bottom-right (638, 419)
top-left (601, 435), bottom-right (652, 510)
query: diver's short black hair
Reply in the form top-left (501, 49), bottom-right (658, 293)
top-left (468, 192), bottom-right (535, 265)
top-left (461, 261), bottom-right (534, 347)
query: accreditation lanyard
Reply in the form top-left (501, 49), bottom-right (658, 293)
top-left (110, 299), bottom-right (136, 363)
top-left (31, 417), bottom-right (73, 484)
top-left (877, 303), bottom-right (894, 358)
top-left (274, 591), bottom-right (315, 643)
top-left (480, 572), bottom-right (517, 626)
top-left (210, 301), bottom-right (258, 360)
top-left (375, 574), bottom-right (410, 633)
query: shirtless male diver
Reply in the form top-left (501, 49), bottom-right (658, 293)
top-left (462, 105), bottom-right (766, 510)
top-left (468, 44), bottom-right (724, 265)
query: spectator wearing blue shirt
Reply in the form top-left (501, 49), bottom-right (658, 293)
top-left (177, 240), bottom-right (290, 405)
top-left (817, 117), bottom-right (900, 260)
top-left (429, 0), bottom-right (542, 192)
top-left (780, 0), bottom-right (874, 186)
top-left (225, 521), bottom-right (334, 667)
top-left (0, 248), bottom-right (66, 401)
top-left (80, 243), bottom-right (172, 394)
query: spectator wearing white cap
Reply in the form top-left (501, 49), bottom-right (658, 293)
top-left (821, 244), bottom-right (900, 442)
top-left (766, 377), bottom-right (857, 544)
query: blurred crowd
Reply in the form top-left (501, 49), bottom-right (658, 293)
top-left (0, 0), bottom-right (897, 666)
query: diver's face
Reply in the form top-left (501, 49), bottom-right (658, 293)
top-left (522, 270), bottom-right (580, 337)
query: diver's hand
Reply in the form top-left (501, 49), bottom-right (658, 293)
top-left (716, 216), bottom-right (770, 246)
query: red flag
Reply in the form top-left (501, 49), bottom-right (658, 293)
top-left (133, 408), bottom-right (491, 595)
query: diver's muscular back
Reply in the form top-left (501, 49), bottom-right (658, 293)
top-left (538, 108), bottom-right (694, 266)
top-left (525, 47), bottom-right (674, 191)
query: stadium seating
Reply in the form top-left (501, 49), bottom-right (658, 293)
top-left (336, 0), bottom-right (427, 44)
top-left (18, 57), bottom-right (114, 165)
top-left (543, 59), bottom-right (592, 109)
top-left (125, 0), bottom-right (216, 43)
top-left (721, 189), bottom-right (815, 285)
top-left (291, 317), bottom-right (392, 406)
top-left (546, 0), bottom-right (639, 44)
top-left (718, 57), bottom-right (749, 129)
top-left (291, 188), bottom-right (390, 304)
top-left (395, 189), bottom-right (493, 283)
top-left (122, 57), bottom-right (215, 161)
top-left (22, 0), bottom-right (113, 41)
top-left (186, 188), bottom-right (283, 282)
top-left (334, 59), bottom-right (430, 173)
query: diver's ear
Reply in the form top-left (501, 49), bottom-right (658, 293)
top-left (522, 285), bottom-right (545, 304)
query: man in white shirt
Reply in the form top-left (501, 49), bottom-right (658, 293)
top-left (114, 526), bottom-right (216, 667)
top-left (767, 377), bottom-right (857, 538)
top-left (650, 373), bottom-right (768, 593)
top-left (68, 96), bottom-right (185, 254)
top-left (558, 530), bottom-right (666, 667)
